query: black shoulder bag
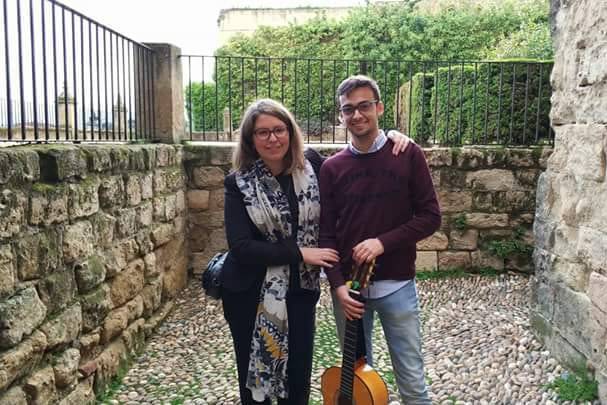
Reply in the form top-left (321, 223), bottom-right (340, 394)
top-left (201, 252), bottom-right (228, 299)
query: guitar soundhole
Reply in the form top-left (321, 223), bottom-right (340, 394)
top-left (335, 392), bottom-right (357, 405)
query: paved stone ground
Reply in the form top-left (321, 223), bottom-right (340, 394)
top-left (99, 273), bottom-right (597, 405)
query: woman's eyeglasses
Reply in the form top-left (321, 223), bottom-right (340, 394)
top-left (253, 125), bottom-right (289, 140)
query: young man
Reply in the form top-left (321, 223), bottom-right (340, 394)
top-left (319, 75), bottom-right (441, 403)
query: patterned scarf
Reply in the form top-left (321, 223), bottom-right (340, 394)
top-left (235, 157), bottom-right (321, 401)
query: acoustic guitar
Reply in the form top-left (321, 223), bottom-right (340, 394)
top-left (320, 260), bottom-right (389, 405)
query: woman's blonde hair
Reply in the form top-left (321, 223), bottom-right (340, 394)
top-left (232, 99), bottom-right (305, 173)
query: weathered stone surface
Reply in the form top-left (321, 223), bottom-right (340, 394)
top-left (506, 148), bottom-right (536, 167)
top-left (192, 167), bottom-right (224, 188)
top-left (423, 148), bottom-right (452, 167)
top-left (551, 259), bottom-right (590, 293)
top-left (151, 223), bottom-right (175, 247)
top-left (548, 124), bottom-right (607, 181)
top-left (114, 208), bottom-right (138, 239)
top-left (0, 287), bottom-right (47, 348)
top-left (0, 148), bottom-right (40, 185)
top-left (175, 190), bottom-right (186, 215)
top-left (101, 307), bottom-right (128, 344)
top-left (63, 221), bottom-right (94, 263)
top-left (439, 168), bottom-right (467, 189)
top-left (157, 238), bottom-right (188, 299)
top-left (39, 303), bottom-right (82, 349)
top-left (143, 301), bottom-right (174, 338)
top-left (453, 148), bottom-right (486, 169)
top-left (0, 189), bottom-right (27, 240)
top-left (449, 229), bottom-right (479, 250)
top-left (124, 296), bottom-right (144, 323)
top-left (134, 231), bottom-right (154, 256)
top-left (577, 226), bottom-right (607, 272)
top-left (124, 174), bottom-right (142, 207)
top-left (153, 170), bottom-right (167, 194)
top-left (187, 189), bottom-right (210, 210)
top-left (36, 146), bottom-right (87, 181)
top-left (553, 284), bottom-right (594, 358)
top-left (0, 244), bottom-right (15, 299)
top-left (137, 201), bottom-right (154, 229)
top-left (127, 146), bottom-right (147, 171)
top-left (164, 194), bottom-right (177, 220)
top-left (68, 177), bottom-right (100, 220)
top-left (53, 348), bottom-right (80, 388)
top-left (23, 366), bottom-right (56, 405)
top-left (190, 252), bottom-right (210, 275)
top-left (471, 249), bottom-right (504, 270)
top-left (0, 385), bottom-right (27, 404)
top-left (589, 272), bottom-right (607, 315)
top-left (58, 377), bottom-right (95, 405)
top-left (121, 318), bottom-right (146, 356)
top-left (15, 229), bottom-right (62, 281)
top-left (29, 183), bottom-right (69, 226)
top-left (109, 147), bottom-right (129, 172)
top-left (436, 190), bottom-right (472, 213)
top-left (98, 175), bottom-right (125, 209)
top-left (77, 331), bottom-right (101, 363)
top-left (0, 330), bottom-right (47, 391)
top-left (141, 173), bottom-right (154, 200)
top-left (103, 239), bottom-right (139, 278)
top-left (110, 259), bottom-right (145, 308)
top-left (189, 210), bottom-right (224, 230)
top-left (141, 278), bottom-right (163, 317)
top-left (465, 213), bottom-right (509, 229)
top-left (466, 169), bottom-right (518, 191)
top-left (415, 251), bottom-right (438, 271)
top-left (90, 212), bottom-right (115, 249)
top-left (208, 189), bottom-right (225, 211)
top-left (438, 251), bottom-right (471, 270)
top-left (81, 145), bottom-right (112, 173)
top-left (417, 232), bottom-right (448, 251)
top-left (93, 340), bottom-right (128, 394)
top-left (144, 252), bottom-right (158, 279)
top-left (165, 168), bottom-right (185, 192)
top-left (37, 266), bottom-right (77, 316)
top-left (79, 284), bottom-right (112, 333)
top-left (142, 147), bottom-right (156, 171)
top-left (155, 145), bottom-right (172, 167)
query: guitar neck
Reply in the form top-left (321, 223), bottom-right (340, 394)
top-left (339, 290), bottom-right (365, 400)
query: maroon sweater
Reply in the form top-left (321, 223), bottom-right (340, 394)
top-left (319, 140), bottom-right (441, 288)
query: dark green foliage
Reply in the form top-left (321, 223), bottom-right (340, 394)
top-left (547, 371), bottom-right (599, 401)
top-left (400, 72), bottom-right (436, 144)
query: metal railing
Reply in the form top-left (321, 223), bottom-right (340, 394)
top-left (0, 0), bottom-right (155, 143)
top-left (182, 55), bottom-right (553, 146)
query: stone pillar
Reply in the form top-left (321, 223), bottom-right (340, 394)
top-left (532, 1), bottom-right (607, 401)
top-left (57, 91), bottom-right (75, 139)
top-left (144, 43), bottom-right (185, 144)
top-left (112, 97), bottom-right (127, 137)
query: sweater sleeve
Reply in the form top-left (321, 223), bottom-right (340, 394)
top-left (224, 174), bottom-right (303, 266)
top-left (377, 145), bottom-right (442, 252)
top-left (319, 162), bottom-right (346, 289)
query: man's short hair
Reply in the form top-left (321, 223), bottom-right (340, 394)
top-left (336, 75), bottom-right (382, 104)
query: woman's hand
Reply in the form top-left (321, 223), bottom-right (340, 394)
top-left (300, 247), bottom-right (339, 267)
top-left (387, 130), bottom-right (413, 155)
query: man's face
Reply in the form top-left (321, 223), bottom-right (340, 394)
top-left (338, 86), bottom-right (384, 140)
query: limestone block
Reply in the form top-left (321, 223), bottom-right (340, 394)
top-left (497, 190), bottom-right (536, 212)
top-left (143, 301), bottom-right (173, 337)
top-left (554, 224), bottom-right (580, 261)
top-left (189, 210), bottom-right (224, 231)
top-left (0, 287), bottom-right (47, 348)
top-left (192, 166), bottom-right (225, 188)
top-left (141, 173), bottom-right (154, 200)
top-left (114, 208), bottom-right (138, 239)
top-left (415, 251), bottom-right (438, 272)
top-left (190, 252), bottom-right (210, 275)
top-left (124, 174), bottom-right (142, 207)
top-left (514, 169), bottom-right (540, 189)
top-left (423, 148), bottom-right (452, 167)
top-left (63, 221), bottom-right (94, 263)
top-left (0, 385), bottom-right (27, 405)
top-left (144, 252), bottom-right (158, 279)
top-left (553, 284), bottom-right (593, 358)
top-left (81, 145), bottom-right (112, 173)
top-left (0, 189), bottom-right (27, 240)
top-left (164, 194), bottom-right (177, 220)
top-left (208, 189), bottom-right (225, 211)
top-left (142, 147), bottom-right (156, 171)
top-left (68, 177), bottom-right (100, 220)
top-left (439, 168), bottom-right (466, 189)
top-left (153, 196), bottom-right (166, 221)
top-left (471, 250), bottom-right (504, 270)
top-left (15, 229), bottom-right (62, 281)
top-left (438, 251), bottom-right (471, 270)
top-left (466, 169), bottom-right (518, 191)
top-left (124, 296), bottom-right (144, 324)
top-left (127, 146), bottom-right (146, 171)
top-left (471, 191), bottom-right (494, 212)
top-left (0, 244), bottom-right (15, 299)
top-left (141, 278), bottom-right (163, 317)
top-left (437, 190), bottom-right (472, 213)
top-left (109, 147), bottom-right (129, 172)
top-left (59, 376), bottom-right (95, 405)
top-left (430, 170), bottom-right (440, 188)
top-left (77, 331), bottom-right (101, 363)
top-left (52, 348), bottom-right (80, 388)
top-left (137, 201), bottom-right (154, 229)
top-left (90, 212), bottom-right (116, 249)
top-left (29, 183), bottom-right (69, 226)
top-left (577, 227), bottom-right (607, 272)
top-left (39, 303), bottom-right (82, 349)
top-left (449, 229), bottom-right (479, 251)
top-left (175, 190), bottom-right (186, 215)
top-left (155, 145), bottom-right (171, 167)
top-left (135, 231), bottom-right (154, 256)
top-left (531, 277), bottom-right (555, 322)
top-left (538, 147), bottom-right (552, 169)
top-left (93, 340), bottom-right (128, 394)
top-left (35, 146), bottom-right (87, 181)
top-left (37, 267), bottom-right (77, 316)
top-left (103, 239), bottom-right (139, 278)
top-left (110, 259), bottom-right (145, 308)
top-left (165, 168), bottom-right (185, 192)
top-left (533, 218), bottom-right (556, 251)
top-left (75, 256), bottom-right (106, 293)
top-left (153, 170), bottom-right (167, 194)
top-left (465, 213), bottom-right (509, 229)
top-left (453, 148), bottom-right (485, 169)
top-left (151, 223), bottom-right (175, 247)
top-left (589, 272), bottom-right (607, 315)
top-left (157, 238), bottom-right (188, 298)
top-left (187, 190), bottom-right (210, 210)
top-left (552, 259), bottom-right (590, 293)
top-left (548, 125), bottom-right (607, 181)
top-left (122, 319), bottom-right (146, 356)
top-left (0, 148), bottom-right (40, 185)
top-left (79, 284), bottom-right (112, 333)
top-left (505, 149), bottom-right (536, 167)
top-left (98, 175), bottom-right (125, 209)
top-left (0, 330), bottom-right (47, 391)
top-left (23, 366), bottom-right (56, 405)
top-left (417, 232), bottom-right (448, 251)
top-left (101, 307), bottom-right (128, 344)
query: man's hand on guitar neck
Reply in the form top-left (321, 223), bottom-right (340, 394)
top-left (352, 238), bottom-right (384, 265)
top-left (335, 285), bottom-right (365, 321)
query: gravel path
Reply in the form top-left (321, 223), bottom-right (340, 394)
top-left (100, 273), bottom-right (593, 404)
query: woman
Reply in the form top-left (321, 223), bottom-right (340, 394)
top-left (221, 98), bottom-right (409, 404)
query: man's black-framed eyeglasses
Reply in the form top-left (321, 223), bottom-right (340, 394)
top-left (339, 100), bottom-right (378, 117)
top-left (253, 125), bottom-right (289, 140)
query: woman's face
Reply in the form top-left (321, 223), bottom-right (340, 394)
top-left (252, 113), bottom-right (291, 170)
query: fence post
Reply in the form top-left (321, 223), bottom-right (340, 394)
top-left (145, 43), bottom-right (185, 144)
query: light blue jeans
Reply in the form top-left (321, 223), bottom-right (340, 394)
top-left (331, 281), bottom-right (431, 404)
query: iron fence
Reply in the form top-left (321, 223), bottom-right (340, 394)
top-left (182, 55), bottom-right (554, 146)
top-left (0, 0), bottom-right (155, 143)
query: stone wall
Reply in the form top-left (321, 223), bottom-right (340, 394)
top-left (532, 0), bottom-right (607, 401)
top-left (0, 144), bottom-right (188, 404)
top-left (183, 144), bottom-right (551, 276)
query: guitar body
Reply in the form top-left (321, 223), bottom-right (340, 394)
top-left (321, 359), bottom-right (389, 405)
